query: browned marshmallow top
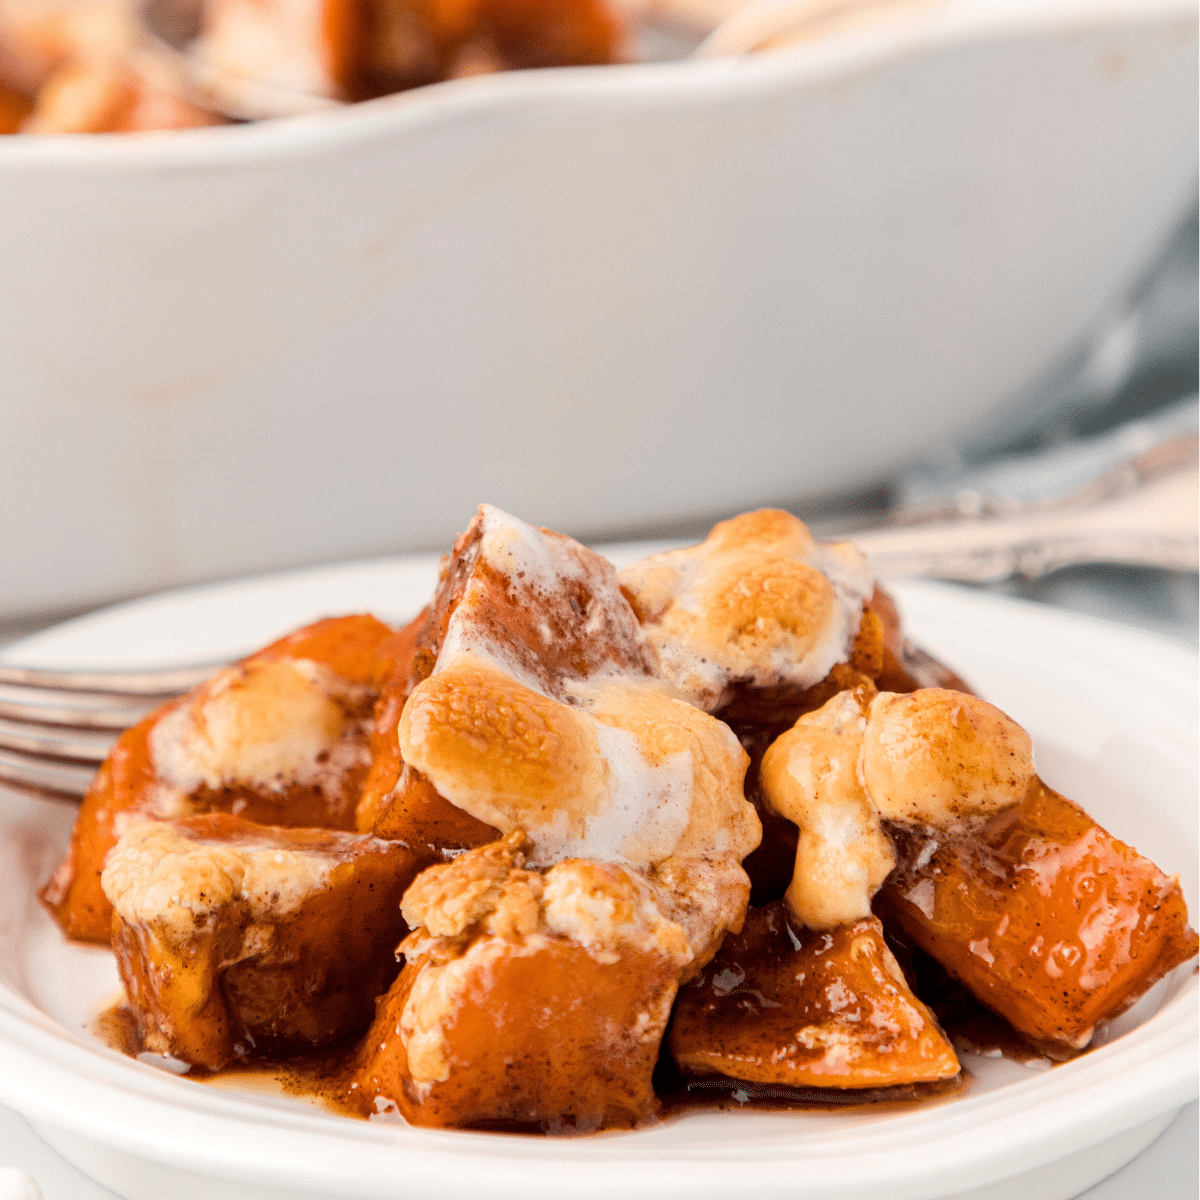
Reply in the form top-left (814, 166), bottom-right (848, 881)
top-left (617, 509), bottom-right (874, 712)
top-left (400, 506), bottom-right (759, 872)
top-left (761, 687), bottom-right (1035, 929)
top-left (147, 657), bottom-right (373, 815)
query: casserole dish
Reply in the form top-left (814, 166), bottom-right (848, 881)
top-left (0, 0), bottom-right (1195, 618)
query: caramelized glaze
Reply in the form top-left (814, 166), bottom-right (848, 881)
top-left (878, 779), bottom-right (1199, 1053)
top-left (47, 506), bottom-right (1199, 1138)
top-left (105, 813), bottom-right (422, 1071)
top-left (669, 902), bottom-right (960, 1089)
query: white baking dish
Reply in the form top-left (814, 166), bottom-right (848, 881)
top-left (0, 0), bottom-right (1195, 618)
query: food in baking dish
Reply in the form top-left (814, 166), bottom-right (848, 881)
top-left (42, 504), bottom-right (1198, 1133)
top-left (0, 0), bottom-right (220, 132)
top-left (0, 0), bottom-right (741, 133)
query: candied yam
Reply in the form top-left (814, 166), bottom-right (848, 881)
top-left (40, 709), bottom-right (175, 944)
top-left (759, 684), bottom-right (1036, 932)
top-left (418, 504), bottom-right (657, 699)
top-left (479, 0), bottom-right (622, 68)
top-left (41, 615), bottom-right (393, 945)
top-left (250, 613), bottom-right (394, 684)
top-left (877, 779), bottom-right (1199, 1053)
top-left (104, 814), bottom-right (421, 1071)
top-left (351, 937), bottom-right (678, 1132)
top-left (356, 0), bottom-right (623, 96)
top-left (669, 904), bottom-right (959, 1089)
top-left (367, 764), bottom-right (500, 851)
top-left (1, 82), bottom-right (33, 131)
top-left (393, 506), bottom-right (757, 898)
top-left (349, 834), bottom-right (691, 1131)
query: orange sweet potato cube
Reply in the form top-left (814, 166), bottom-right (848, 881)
top-left (876, 780), bottom-right (1198, 1054)
top-left (104, 814), bottom-right (422, 1071)
top-left (351, 936), bottom-right (678, 1132)
top-left (669, 903), bottom-right (959, 1090)
top-left (349, 834), bottom-right (690, 1132)
top-left (41, 614), bottom-right (393, 944)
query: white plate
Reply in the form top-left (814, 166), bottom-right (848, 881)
top-left (0, 554), bottom-right (1196, 1200)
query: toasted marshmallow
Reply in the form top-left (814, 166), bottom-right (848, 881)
top-left (762, 687), bottom-right (1036, 929)
top-left (149, 657), bottom-right (373, 814)
top-left (395, 505), bottom-right (759, 1019)
top-left (101, 820), bottom-right (338, 943)
top-left (400, 505), bottom-right (759, 874)
top-left (398, 660), bottom-right (755, 869)
top-left (396, 832), bottom-right (693, 1085)
top-left (862, 690), bottom-right (1036, 826)
top-left (618, 509), bottom-right (874, 711)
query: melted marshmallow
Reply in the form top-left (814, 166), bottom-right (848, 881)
top-left (618, 509), bottom-right (874, 711)
top-left (148, 657), bottom-right (372, 813)
top-left (101, 821), bottom-right (339, 942)
top-left (400, 505), bottom-right (758, 872)
top-left (761, 686), bottom-right (1036, 929)
top-left (396, 833), bottom-right (692, 1084)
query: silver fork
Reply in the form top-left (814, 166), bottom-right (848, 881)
top-left (0, 663), bottom-right (222, 800)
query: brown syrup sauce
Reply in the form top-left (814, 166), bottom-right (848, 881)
top-left (91, 992), bottom-right (1049, 1134)
top-left (90, 1002), bottom-right (362, 1118)
top-left (657, 1069), bottom-right (969, 1119)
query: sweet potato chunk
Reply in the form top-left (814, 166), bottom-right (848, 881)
top-left (669, 903), bottom-right (959, 1089)
top-left (349, 833), bottom-right (690, 1131)
top-left (877, 779), bottom-right (1199, 1054)
top-left (104, 814), bottom-right (421, 1071)
top-left (203, 0), bottom-right (623, 104)
top-left (41, 614), bottom-right (393, 944)
top-left (0, 83), bottom-right (32, 131)
top-left (353, 937), bottom-right (678, 1131)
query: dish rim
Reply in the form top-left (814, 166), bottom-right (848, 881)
top-left (0, 568), bottom-right (1196, 1200)
top-left (0, 0), bottom-right (1191, 172)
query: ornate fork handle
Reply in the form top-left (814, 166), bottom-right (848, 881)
top-left (851, 452), bottom-right (1198, 583)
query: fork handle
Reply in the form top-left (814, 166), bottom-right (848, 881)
top-left (850, 464), bottom-right (1199, 582)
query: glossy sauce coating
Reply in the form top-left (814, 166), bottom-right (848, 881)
top-left (42, 507), bottom-right (1200, 1137)
top-left (669, 902), bottom-right (960, 1089)
top-left (351, 937), bottom-right (678, 1132)
top-left (877, 779), bottom-right (1199, 1053)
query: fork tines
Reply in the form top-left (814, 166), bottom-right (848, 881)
top-left (0, 661), bottom-right (222, 801)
